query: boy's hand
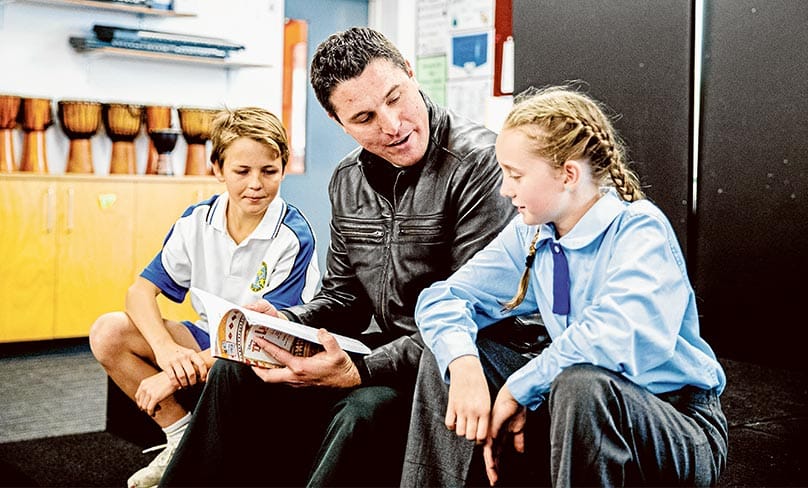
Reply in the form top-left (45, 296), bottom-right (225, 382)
top-left (135, 371), bottom-right (178, 417)
top-left (251, 329), bottom-right (361, 388)
top-left (154, 343), bottom-right (208, 388)
top-left (446, 355), bottom-right (491, 444)
top-left (243, 299), bottom-right (283, 318)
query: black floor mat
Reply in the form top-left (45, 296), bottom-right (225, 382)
top-left (0, 431), bottom-right (152, 487)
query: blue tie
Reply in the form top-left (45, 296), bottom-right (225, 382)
top-left (551, 242), bottom-right (570, 315)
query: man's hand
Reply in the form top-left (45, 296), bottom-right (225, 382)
top-left (483, 385), bottom-right (527, 486)
top-left (446, 355), bottom-right (491, 444)
top-left (153, 343), bottom-right (208, 388)
top-left (135, 371), bottom-right (179, 417)
top-left (251, 329), bottom-right (361, 388)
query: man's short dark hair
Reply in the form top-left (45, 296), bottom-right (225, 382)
top-left (310, 27), bottom-right (408, 121)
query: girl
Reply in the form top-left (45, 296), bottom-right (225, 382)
top-left (408, 86), bottom-right (728, 487)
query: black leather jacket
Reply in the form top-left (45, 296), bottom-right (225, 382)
top-left (283, 95), bottom-right (516, 385)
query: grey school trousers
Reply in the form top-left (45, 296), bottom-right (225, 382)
top-left (401, 339), bottom-right (728, 487)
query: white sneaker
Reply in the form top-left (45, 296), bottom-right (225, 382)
top-left (126, 437), bottom-right (179, 488)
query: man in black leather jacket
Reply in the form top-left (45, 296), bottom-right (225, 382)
top-left (161, 27), bottom-right (516, 487)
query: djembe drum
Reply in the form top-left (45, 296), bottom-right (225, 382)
top-left (0, 95), bottom-right (20, 172)
top-left (145, 105), bottom-right (172, 175)
top-left (19, 97), bottom-right (53, 173)
top-left (102, 103), bottom-right (143, 174)
top-left (148, 128), bottom-right (182, 176)
top-left (179, 107), bottom-right (218, 175)
top-left (58, 100), bottom-right (102, 174)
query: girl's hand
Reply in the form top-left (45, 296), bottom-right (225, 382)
top-left (446, 355), bottom-right (491, 444)
top-left (483, 385), bottom-right (527, 486)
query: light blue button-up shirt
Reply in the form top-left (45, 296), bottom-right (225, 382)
top-left (416, 189), bottom-right (725, 410)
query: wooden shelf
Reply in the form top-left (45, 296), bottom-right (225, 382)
top-left (79, 46), bottom-right (270, 68)
top-left (18, 0), bottom-right (195, 17)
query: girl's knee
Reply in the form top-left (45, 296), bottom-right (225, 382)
top-left (551, 364), bottom-right (618, 407)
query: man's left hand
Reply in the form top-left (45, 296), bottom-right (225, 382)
top-left (251, 328), bottom-right (361, 388)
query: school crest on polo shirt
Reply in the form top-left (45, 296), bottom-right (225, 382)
top-left (250, 261), bottom-right (268, 292)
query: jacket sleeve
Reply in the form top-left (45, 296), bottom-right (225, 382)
top-left (280, 212), bottom-right (374, 338)
top-left (354, 332), bottom-right (425, 388)
top-left (449, 144), bottom-right (517, 272)
top-left (282, 219), bottom-right (424, 388)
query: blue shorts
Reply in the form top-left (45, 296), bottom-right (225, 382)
top-left (182, 320), bottom-right (211, 350)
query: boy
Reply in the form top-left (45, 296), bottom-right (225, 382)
top-left (89, 107), bottom-right (320, 488)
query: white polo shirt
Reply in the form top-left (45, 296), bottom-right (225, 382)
top-left (141, 192), bottom-right (320, 332)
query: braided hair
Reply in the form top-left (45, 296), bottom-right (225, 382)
top-left (501, 85), bottom-right (644, 310)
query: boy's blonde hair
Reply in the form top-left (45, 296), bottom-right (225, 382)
top-left (209, 107), bottom-right (289, 170)
top-left (502, 85), bottom-right (645, 310)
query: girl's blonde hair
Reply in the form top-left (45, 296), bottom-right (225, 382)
top-left (502, 85), bottom-right (645, 310)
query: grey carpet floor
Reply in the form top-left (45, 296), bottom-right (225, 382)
top-left (1, 339), bottom-right (806, 487)
top-left (0, 340), bottom-right (106, 443)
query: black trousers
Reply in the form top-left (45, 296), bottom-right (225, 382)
top-left (160, 359), bottom-right (410, 487)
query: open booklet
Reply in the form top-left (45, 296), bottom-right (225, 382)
top-left (191, 287), bottom-right (371, 369)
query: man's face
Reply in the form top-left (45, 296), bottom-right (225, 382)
top-left (329, 59), bottom-right (430, 167)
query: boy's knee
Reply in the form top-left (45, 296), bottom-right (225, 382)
top-left (88, 312), bottom-right (131, 359)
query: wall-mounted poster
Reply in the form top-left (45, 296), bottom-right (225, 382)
top-left (448, 30), bottom-right (493, 79)
top-left (416, 55), bottom-right (447, 106)
top-left (448, 0), bottom-right (493, 31)
top-left (416, 0), bottom-right (496, 125)
top-left (417, 0), bottom-right (449, 57)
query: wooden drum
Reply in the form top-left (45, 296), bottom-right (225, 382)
top-left (102, 103), bottom-right (143, 174)
top-left (58, 100), bottom-right (102, 174)
top-left (179, 107), bottom-right (218, 176)
top-left (145, 105), bottom-right (172, 175)
top-left (19, 97), bottom-right (53, 173)
top-left (148, 128), bottom-right (182, 176)
top-left (0, 95), bottom-right (21, 172)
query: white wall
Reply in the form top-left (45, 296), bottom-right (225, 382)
top-left (0, 0), bottom-right (284, 175)
top-left (368, 0), bottom-right (416, 64)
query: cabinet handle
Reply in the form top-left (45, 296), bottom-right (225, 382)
top-left (67, 187), bottom-right (75, 233)
top-left (45, 186), bottom-right (55, 233)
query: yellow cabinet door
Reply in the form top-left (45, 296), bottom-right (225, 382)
top-left (0, 178), bottom-right (58, 342)
top-left (54, 179), bottom-right (136, 338)
top-left (133, 177), bottom-right (221, 323)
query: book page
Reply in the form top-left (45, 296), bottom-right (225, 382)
top-left (192, 288), bottom-right (371, 359)
top-left (215, 308), bottom-right (298, 367)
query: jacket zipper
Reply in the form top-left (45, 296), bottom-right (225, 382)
top-left (341, 229), bottom-right (384, 238)
top-left (399, 225), bottom-right (441, 235)
top-left (378, 170), bottom-right (405, 331)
